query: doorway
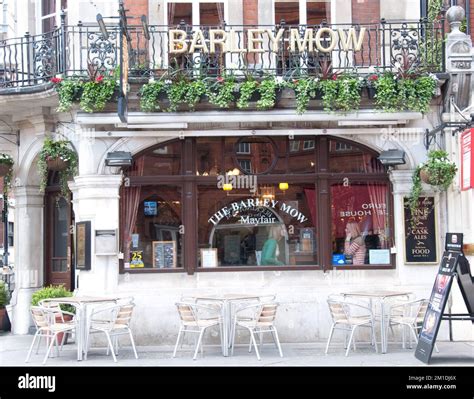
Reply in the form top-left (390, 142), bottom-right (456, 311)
top-left (44, 173), bottom-right (74, 290)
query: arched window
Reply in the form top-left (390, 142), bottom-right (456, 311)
top-left (120, 136), bottom-right (393, 273)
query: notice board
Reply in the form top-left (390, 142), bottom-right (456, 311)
top-left (404, 196), bottom-right (438, 264)
top-left (152, 241), bottom-right (176, 269)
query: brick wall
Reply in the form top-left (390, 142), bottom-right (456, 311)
top-left (243, 0), bottom-right (258, 25)
top-left (123, 0), bottom-right (148, 25)
top-left (352, 0), bottom-right (380, 24)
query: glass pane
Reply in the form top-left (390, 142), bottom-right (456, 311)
top-left (307, 0), bottom-right (331, 24)
top-left (42, 0), bottom-right (55, 16)
top-left (196, 137), bottom-right (223, 176)
top-left (42, 16), bottom-right (56, 33)
top-left (288, 138), bottom-right (316, 173)
top-left (275, 1), bottom-right (299, 25)
top-left (53, 198), bottom-right (68, 258)
top-left (168, 2), bottom-right (192, 25)
top-left (225, 137), bottom-right (277, 174)
top-left (331, 182), bottom-right (391, 266)
top-left (198, 182), bottom-right (318, 267)
top-left (329, 139), bottom-right (384, 173)
top-left (141, 141), bottom-right (182, 175)
top-left (126, 185), bottom-right (183, 269)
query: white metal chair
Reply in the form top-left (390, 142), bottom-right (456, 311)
top-left (85, 303), bottom-right (138, 362)
top-left (25, 306), bottom-right (77, 365)
top-left (388, 298), bottom-right (439, 352)
top-left (326, 298), bottom-right (378, 356)
top-left (173, 302), bottom-right (223, 360)
top-left (231, 302), bottom-right (283, 360)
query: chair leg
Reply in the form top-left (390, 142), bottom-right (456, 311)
top-left (25, 332), bottom-right (39, 363)
top-left (325, 324), bottom-right (335, 354)
top-left (231, 321), bottom-right (237, 356)
top-left (371, 322), bottom-right (378, 353)
top-left (35, 334), bottom-right (42, 354)
top-left (173, 327), bottom-right (183, 358)
top-left (128, 329), bottom-right (139, 359)
top-left (259, 330), bottom-right (264, 350)
top-left (250, 330), bottom-right (261, 361)
top-left (272, 327), bottom-right (283, 357)
top-left (105, 332), bottom-right (117, 362)
top-left (42, 334), bottom-right (57, 365)
top-left (193, 329), bottom-right (205, 360)
top-left (248, 334), bottom-right (252, 353)
top-left (345, 327), bottom-right (357, 357)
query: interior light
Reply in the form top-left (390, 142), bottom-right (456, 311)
top-left (223, 183), bottom-right (233, 191)
top-left (279, 182), bottom-right (289, 191)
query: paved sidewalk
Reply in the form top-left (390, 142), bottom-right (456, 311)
top-left (1, 333), bottom-right (473, 366)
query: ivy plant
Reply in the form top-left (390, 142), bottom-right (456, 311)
top-left (373, 73), bottom-right (399, 112)
top-left (139, 80), bottom-right (167, 112)
top-left (236, 79), bottom-right (259, 109)
top-left (291, 77), bottom-right (319, 115)
top-left (207, 76), bottom-right (236, 108)
top-left (79, 75), bottom-right (117, 113)
top-left (256, 77), bottom-right (278, 110)
top-left (0, 153), bottom-right (14, 199)
top-left (38, 137), bottom-right (78, 198)
top-left (52, 77), bottom-right (83, 113)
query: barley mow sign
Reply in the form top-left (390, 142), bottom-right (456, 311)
top-left (169, 27), bottom-right (366, 54)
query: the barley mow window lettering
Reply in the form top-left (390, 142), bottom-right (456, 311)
top-left (120, 136), bottom-right (393, 272)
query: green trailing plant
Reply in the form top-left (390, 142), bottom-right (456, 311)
top-left (408, 150), bottom-right (457, 222)
top-left (236, 78), bottom-right (259, 109)
top-left (0, 153), bottom-right (14, 199)
top-left (0, 281), bottom-right (8, 308)
top-left (52, 77), bottom-right (83, 112)
top-left (31, 285), bottom-right (75, 314)
top-left (256, 77), bottom-right (278, 110)
top-left (399, 75), bottom-right (437, 113)
top-left (166, 77), bottom-right (207, 111)
top-left (38, 137), bottom-right (78, 198)
top-left (373, 72), bottom-right (399, 111)
top-left (319, 74), bottom-right (361, 113)
top-left (139, 80), bottom-right (167, 112)
top-left (291, 77), bottom-right (319, 114)
top-left (79, 75), bottom-right (117, 113)
top-left (207, 75), bottom-right (236, 108)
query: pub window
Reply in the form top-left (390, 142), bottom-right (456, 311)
top-left (329, 139), bottom-right (382, 173)
top-left (7, 222), bottom-right (13, 247)
top-left (238, 159), bottom-right (252, 174)
top-left (237, 142), bottom-right (251, 154)
top-left (41, 0), bottom-right (67, 33)
top-left (330, 182), bottom-right (392, 267)
top-left (303, 139), bottom-right (315, 150)
top-left (289, 140), bottom-right (300, 152)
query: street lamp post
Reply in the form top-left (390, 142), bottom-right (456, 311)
top-left (2, 196), bottom-right (8, 268)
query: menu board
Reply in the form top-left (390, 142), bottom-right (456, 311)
top-left (152, 241), bottom-right (176, 268)
top-left (404, 196), bottom-right (438, 264)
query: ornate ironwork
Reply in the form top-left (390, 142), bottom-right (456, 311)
top-left (0, 19), bottom-right (445, 92)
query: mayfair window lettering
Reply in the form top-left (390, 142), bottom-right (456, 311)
top-left (169, 27), bottom-right (366, 54)
top-left (208, 198), bottom-right (309, 226)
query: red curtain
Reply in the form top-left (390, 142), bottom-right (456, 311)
top-left (304, 188), bottom-right (317, 226)
top-left (120, 156), bottom-right (145, 263)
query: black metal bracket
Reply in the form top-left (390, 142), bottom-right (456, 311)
top-left (424, 121), bottom-right (473, 149)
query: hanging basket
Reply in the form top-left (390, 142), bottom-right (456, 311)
top-left (419, 168), bottom-right (431, 184)
top-left (47, 157), bottom-right (69, 171)
top-left (0, 163), bottom-right (11, 177)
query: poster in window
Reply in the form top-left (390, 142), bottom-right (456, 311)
top-left (201, 248), bottom-right (218, 268)
top-left (152, 241), bottom-right (176, 268)
top-left (144, 201), bottom-right (158, 216)
top-left (76, 221), bottom-right (91, 270)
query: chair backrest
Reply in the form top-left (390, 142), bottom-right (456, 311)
top-left (415, 299), bottom-right (429, 322)
top-left (176, 302), bottom-right (197, 324)
top-left (114, 304), bottom-right (134, 326)
top-left (30, 306), bottom-right (51, 329)
top-left (256, 303), bottom-right (278, 325)
top-left (327, 300), bottom-right (349, 323)
top-left (39, 300), bottom-right (66, 323)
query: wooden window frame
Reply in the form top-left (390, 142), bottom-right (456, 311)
top-left (119, 135), bottom-right (395, 275)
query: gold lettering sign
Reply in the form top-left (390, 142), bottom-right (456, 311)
top-left (168, 28), bottom-right (366, 54)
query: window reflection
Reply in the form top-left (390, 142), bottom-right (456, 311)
top-left (329, 140), bottom-right (384, 173)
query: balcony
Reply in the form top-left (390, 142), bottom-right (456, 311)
top-left (0, 19), bottom-right (445, 94)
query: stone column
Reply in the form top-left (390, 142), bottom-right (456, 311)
top-left (69, 175), bottom-right (122, 295)
top-left (11, 186), bottom-right (44, 334)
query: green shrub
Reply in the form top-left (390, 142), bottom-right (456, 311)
top-left (31, 285), bottom-right (75, 314)
top-left (0, 281), bottom-right (8, 308)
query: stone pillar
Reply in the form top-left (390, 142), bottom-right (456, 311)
top-left (11, 186), bottom-right (44, 334)
top-left (69, 175), bottom-right (122, 295)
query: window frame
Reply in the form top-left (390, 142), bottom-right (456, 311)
top-left (119, 135), bottom-right (395, 274)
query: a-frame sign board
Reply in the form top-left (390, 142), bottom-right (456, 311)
top-left (415, 233), bottom-right (474, 364)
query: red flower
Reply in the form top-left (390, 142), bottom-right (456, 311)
top-left (216, 76), bottom-right (224, 83)
top-left (331, 74), bottom-right (338, 81)
top-left (96, 75), bottom-right (104, 83)
top-left (368, 74), bottom-right (378, 81)
top-left (51, 77), bottom-right (62, 84)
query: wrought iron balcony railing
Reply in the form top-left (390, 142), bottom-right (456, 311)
top-left (0, 17), bottom-right (444, 93)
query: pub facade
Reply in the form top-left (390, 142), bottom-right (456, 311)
top-left (1, 0), bottom-right (473, 344)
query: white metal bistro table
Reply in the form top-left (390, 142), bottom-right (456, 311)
top-left (44, 296), bottom-right (119, 361)
top-left (191, 293), bottom-right (265, 356)
top-left (340, 290), bottom-right (413, 353)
